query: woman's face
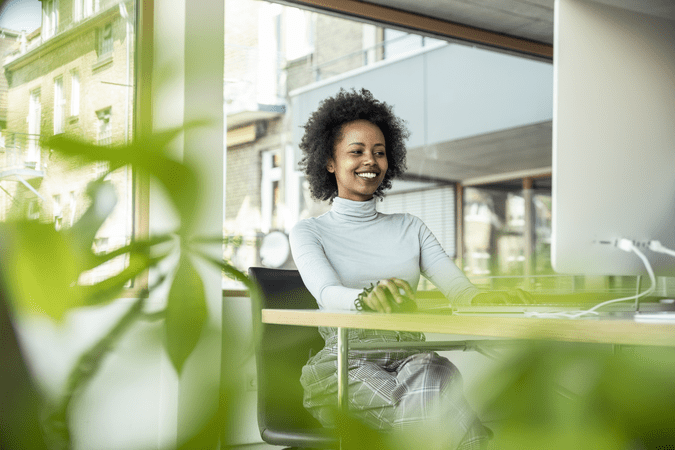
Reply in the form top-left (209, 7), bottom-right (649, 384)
top-left (327, 119), bottom-right (388, 202)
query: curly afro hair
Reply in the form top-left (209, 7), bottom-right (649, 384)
top-left (298, 88), bottom-right (410, 202)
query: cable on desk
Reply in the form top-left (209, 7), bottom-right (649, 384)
top-left (526, 239), bottom-right (657, 319)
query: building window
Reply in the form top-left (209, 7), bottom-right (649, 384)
top-left (95, 107), bottom-right (112, 177)
top-left (27, 199), bottom-right (40, 221)
top-left (69, 190), bottom-right (77, 226)
top-left (96, 107), bottom-right (112, 145)
top-left (54, 76), bottom-right (65, 134)
top-left (97, 23), bottom-right (113, 59)
top-left (284, 7), bottom-right (314, 61)
top-left (73, 0), bottom-right (81, 22)
top-left (261, 149), bottom-right (282, 233)
top-left (70, 70), bottom-right (80, 117)
top-left (27, 89), bottom-right (41, 165)
top-left (73, 0), bottom-right (95, 22)
top-left (53, 194), bottom-right (62, 230)
top-left (42, 0), bottom-right (58, 40)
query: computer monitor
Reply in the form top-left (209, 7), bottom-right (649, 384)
top-left (552, 0), bottom-right (675, 277)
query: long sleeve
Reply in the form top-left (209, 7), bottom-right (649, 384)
top-left (415, 217), bottom-right (480, 306)
top-left (289, 197), bottom-right (479, 311)
top-left (290, 221), bottom-right (362, 311)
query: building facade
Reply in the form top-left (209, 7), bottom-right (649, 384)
top-left (1, 0), bottom-right (134, 282)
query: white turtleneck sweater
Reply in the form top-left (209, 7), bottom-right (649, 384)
top-left (290, 197), bottom-right (479, 311)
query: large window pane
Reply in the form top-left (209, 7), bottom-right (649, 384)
top-left (222, 0), bottom-right (554, 292)
top-left (1, 0), bottom-right (136, 284)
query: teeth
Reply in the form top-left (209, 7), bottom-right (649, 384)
top-left (357, 173), bottom-right (377, 179)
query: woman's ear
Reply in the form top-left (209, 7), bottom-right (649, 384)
top-left (326, 159), bottom-right (335, 173)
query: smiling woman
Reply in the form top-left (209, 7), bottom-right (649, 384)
top-left (298, 88), bottom-right (409, 202)
top-left (289, 88), bottom-right (492, 449)
top-left (327, 119), bottom-right (388, 202)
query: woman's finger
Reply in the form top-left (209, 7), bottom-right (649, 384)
top-left (381, 279), bottom-right (404, 304)
top-left (391, 278), bottom-right (415, 299)
top-left (369, 285), bottom-right (391, 313)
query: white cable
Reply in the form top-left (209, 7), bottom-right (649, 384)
top-left (526, 239), bottom-right (656, 319)
top-left (649, 240), bottom-right (675, 258)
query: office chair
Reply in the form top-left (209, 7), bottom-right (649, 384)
top-left (248, 267), bottom-right (339, 449)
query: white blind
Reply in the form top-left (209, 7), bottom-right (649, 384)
top-left (376, 185), bottom-right (456, 257)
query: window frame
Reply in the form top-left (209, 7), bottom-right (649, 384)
top-left (97, 22), bottom-right (114, 60)
top-left (70, 70), bottom-right (80, 117)
top-left (53, 75), bottom-right (65, 134)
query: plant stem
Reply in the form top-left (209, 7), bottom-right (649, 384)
top-left (42, 295), bottom-right (146, 450)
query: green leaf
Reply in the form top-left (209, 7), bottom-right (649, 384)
top-left (165, 255), bottom-right (207, 374)
top-left (86, 235), bottom-right (174, 271)
top-left (188, 247), bottom-right (254, 291)
top-left (1, 222), bottom-right (85, 320)
top-left (78, 254), bottom-right (167, 305)
top-left (63, 180), bottom-right (118, 258)
top-left (46, 125), bottom-right (206, 233)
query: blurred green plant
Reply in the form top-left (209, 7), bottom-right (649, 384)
top-left (2, 128), bottom-right (675, 450)
top-left (0, 127), bottom-right (256, 449)
top-left (473, 341), bottom-right (675, 450)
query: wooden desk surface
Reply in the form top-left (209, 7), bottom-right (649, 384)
top-left (261, 309), bottom-right (675, 347)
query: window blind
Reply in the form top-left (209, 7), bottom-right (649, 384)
top-left (376, 185), bottom-right (456, 257)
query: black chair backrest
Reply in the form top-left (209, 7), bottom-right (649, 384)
top-left (248, 267), bottom-right (328, 437)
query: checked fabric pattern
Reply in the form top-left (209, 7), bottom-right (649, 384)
top-left (300, 328), bottom-right (489, 450)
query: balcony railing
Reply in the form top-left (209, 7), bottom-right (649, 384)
top-left (0, 132), bottom-right (45, 180)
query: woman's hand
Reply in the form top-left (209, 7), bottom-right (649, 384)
top-left (471, 288), bottom-right (533, 305)
top-left (364, 278), bottom-right (416, 313)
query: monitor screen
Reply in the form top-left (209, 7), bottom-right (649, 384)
top-left (552, 0), bottom-right (675, 277)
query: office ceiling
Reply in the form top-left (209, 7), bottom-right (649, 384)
top-left (365, 0), bottom-right (556, 45)
top-left (405, 121), bottom-right (553, 184)
top-left (278, 0), bottom-right (674, 185)
top-left (361, 0), bottom-right (675, 47)
top-left (282, 0), bottom-right (675, 58)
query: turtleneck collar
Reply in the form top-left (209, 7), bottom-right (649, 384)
top-left (331, 197), bottom-right (378, 222)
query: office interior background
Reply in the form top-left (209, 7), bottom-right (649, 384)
top-left (1, 0), bottom-right (674, 448)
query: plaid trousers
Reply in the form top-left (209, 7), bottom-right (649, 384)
top-left (300, 328), bottom-right (489, 450)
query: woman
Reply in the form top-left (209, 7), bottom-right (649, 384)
top-left (290, 88), bottom-right (500, 450)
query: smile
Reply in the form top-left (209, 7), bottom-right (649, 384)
top-left (356, 172), bottom-right (378, 179)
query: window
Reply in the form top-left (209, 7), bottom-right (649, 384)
top-left (27, 199), bottom-right (40, 220)
top-left (96, 107), bottom-right (112, 145)
top-left (284, 7), bottom-right (313, 61)
top-left (42, 0), bottom-right (58, 40)
top-left (73, 0), bottom-right (95, 22)
top-left (462, 179), bottom-right (553, 287)
top-left (261, 149), bottom-right (282, 233)
top-left (70, 70), bottom-right (80, 117)
top-left (95, 107), bottom-right (112, 177)
top-left (2, 0), bottom-right (136, 291)
top-left (69, 190), bottom-right (77, 226)
top-left (53, 194), bottom-right (62, 230)
top-left (27, 89), bottom-right (41, 165)
top-left (222, 0), bottom-right (555, 291)
top-left (97, 23), bottom-right (113, 59)
top-left (54, 76), bottom-right (65, 134)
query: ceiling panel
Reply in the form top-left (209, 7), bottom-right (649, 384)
top-left (363, 0), bottom-right (555, 44)
top-left (405, 121), bottom-right (552, 182)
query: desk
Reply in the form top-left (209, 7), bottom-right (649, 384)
top-left (262, 309), bottom-right (675, 409)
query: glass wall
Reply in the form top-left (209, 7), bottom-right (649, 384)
top-left (462, 178), bottom-right (554, 289)
top-left (0, 0), bottom-right (136, 284)
top-left (221, 0), bottom-right (555, 291)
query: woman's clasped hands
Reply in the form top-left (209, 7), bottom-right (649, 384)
top-left (363, 278), bottom-right (418, 313)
